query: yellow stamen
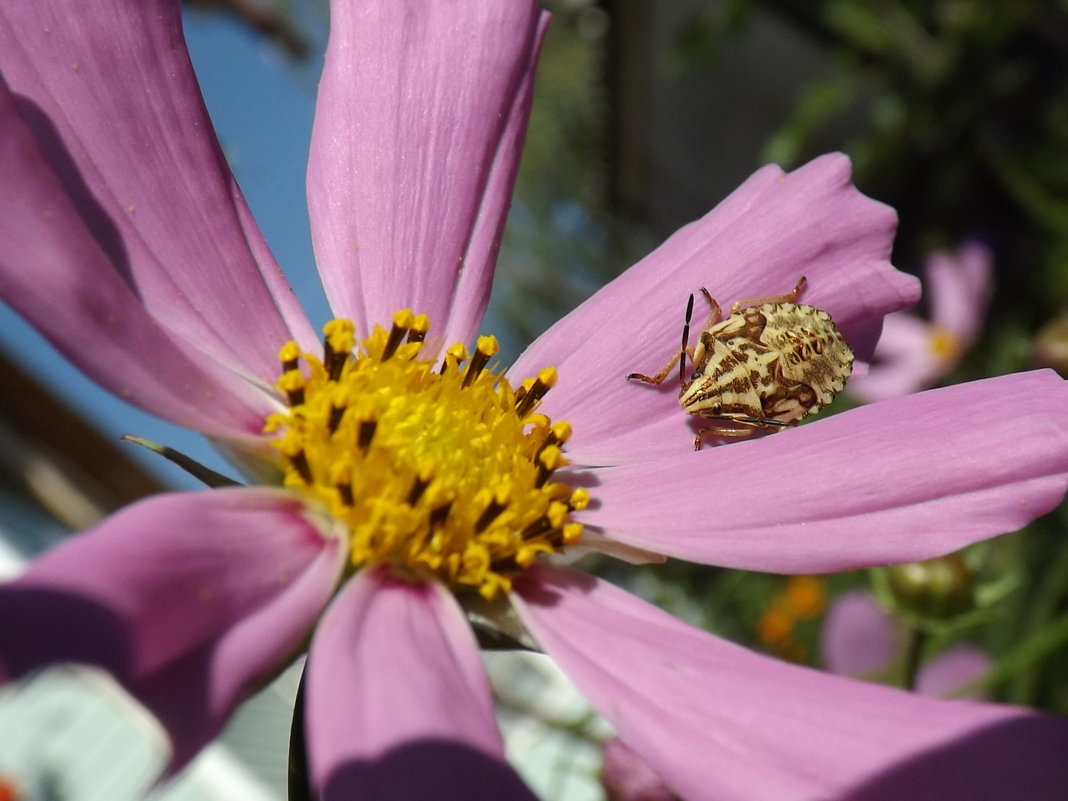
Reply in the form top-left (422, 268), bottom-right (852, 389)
top-left (928, 326), bottom-right (961, 364)
top-left (266, 315), bottom-right (586, 600)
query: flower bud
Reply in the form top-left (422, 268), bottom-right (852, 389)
top-left (886, 553), bottom-right (974, 620)
top-left (1034, 315), bottom-right (1068, 374)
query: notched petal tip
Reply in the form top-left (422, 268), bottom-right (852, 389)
top-left (514, 152), bottom-right (915, 466)
top-left (308, 0), bottom-right (546, 343)
top-left (321, 739), bottom-right (539, 801)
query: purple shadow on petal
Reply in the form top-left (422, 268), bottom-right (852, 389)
top-left (514, 562), bottom-right (1068, 801)
top-left (12, 94), bottom-right (133, 287)
top-left (323, 739), bottom-right (539, 801)
top-left (839, 715), bottom-right (1068, 801)
top-left (0, 489), bottom-right (342, 771)
top-left (0, 0), bottom-right (316, 377)
top-left (0, 585), bottom-right (228, 770)
top-left (304, 567), bottom-right (518, 793)
top-left (1, 586), bottom-right (130, 679)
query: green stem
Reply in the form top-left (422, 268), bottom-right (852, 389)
top-left (1003, 539), bottom-right (1068, 704)
top-left (121, 435), bottom-right (242, 488)
top-left (901, 625), bottom-right (929, 691)
top-left (289, 665), bottom-right (315, 801)
top-left (974, 614), bottom-right (1068, 697)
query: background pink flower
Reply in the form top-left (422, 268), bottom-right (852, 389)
top-left (823, 589), bottom-right (992, 698)
top-left (849, 242), bottom-right (994, 402)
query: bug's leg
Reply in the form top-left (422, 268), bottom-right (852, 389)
top-left (697, 287), bottom-right (723, 329)
top-left (730, 276), bottom-right (807, 314)
top-left (692, 417), bottom-right (789, 450)
top-left (628, 293), bottom-right (698, 385)
top-left (628, 350), bottom-right (687, 385)
top-left (693, 421), bottom-right (756, 449)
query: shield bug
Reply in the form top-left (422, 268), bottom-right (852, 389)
top-left (627, 277), bottom-right (854, 450)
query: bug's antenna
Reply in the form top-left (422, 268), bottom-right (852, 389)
top-left (680, 293), bottom-right (695, 384)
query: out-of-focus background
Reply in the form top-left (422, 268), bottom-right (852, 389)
top-left (3, 1), bottom-right (1068, 799)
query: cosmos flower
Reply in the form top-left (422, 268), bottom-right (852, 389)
top-left (848, 243), bottom-right (994, 402)
top-left (2, 1), bottom-right (1068, 799)
top-left (822, 590), bottom-right (991, 699)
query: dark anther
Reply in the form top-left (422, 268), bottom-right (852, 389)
top-left (429, 501), bottom-right (453, 528)
top-left (463, 349), bottom-right (492, 389)
top-left (286, 386), bottom-right (305, 407)
top-left (534, 462), bottom-right (553, 488)
top-left (358, 420), bottom-right (377, 450)
top-left (327, 404), bottom-right (346, 434)
top-left (407, 475), bottom-right (430, 506)
top-left (337, 482), bottom-right (354, 506)
top-left (382, 322), bottom-right (407, 361)
top-left (290, 450), bottom-right (313, 484)
top-left (475, 498), bottom-right (507, 532)
top-left (535, 429), bottom-right (561, 460)
top-left (520, 515), bottom-right (552, 540)
top-left (323, 347), bottom-right (348, 382)
top-left (515, 380), bottom-right (549, 418)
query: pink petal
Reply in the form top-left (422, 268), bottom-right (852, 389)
top-left (579, 371), bottom-right (1068, 573)
top-left (601, 738), bottom-right (677, 801)
top-left (822, 591), bottom-right (898, 677)
top-left (0, 1), bottom-right (316, 385)
top-left (0, 84), bottom-right (276, 436)
top-left (917, 646), bottom-right (991, 699)
top-left (0, 489), bottom-right (343, 770)
top-left (307, 0), bottom-right (547, 350)
top-left (514, 564), bottom-right (1068, 801)
top-left (305, 568), bottom-right (534, 800)
top-left (512, 153), bottom-right (919, 465)
top-left (823, 593), bottom-right (991, 699)
top-left (926, 243), bottom-right (993, 344)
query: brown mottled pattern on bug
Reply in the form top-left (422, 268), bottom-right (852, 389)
top-left (629, 279), bottom-right (854, 449)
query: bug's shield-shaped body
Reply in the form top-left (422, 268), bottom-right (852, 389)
top-left (684, 302), bottom-right (853, 435)
top-left (628, 279), bottom-right (854, 449)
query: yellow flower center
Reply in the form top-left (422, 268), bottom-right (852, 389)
top-left (264, 311), bottom-right (586, 600)
top-left (928, 326), bottom-right (961, 364)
